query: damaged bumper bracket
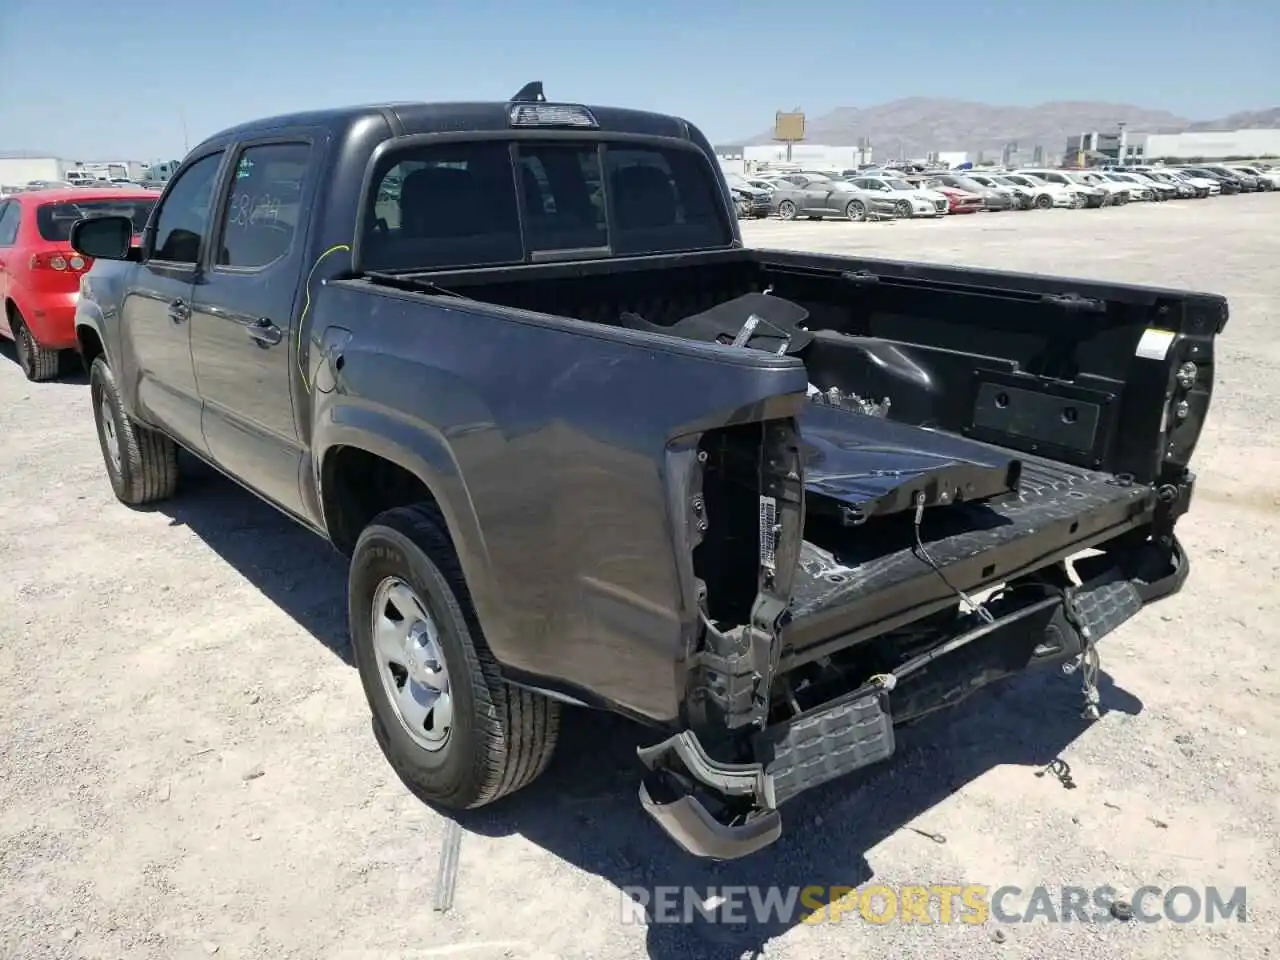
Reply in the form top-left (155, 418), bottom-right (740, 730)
top-left (638, 535), bottom-right (1189, 860)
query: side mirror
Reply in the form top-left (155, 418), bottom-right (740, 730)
top-left (69, 215), bottom-right (134, 261)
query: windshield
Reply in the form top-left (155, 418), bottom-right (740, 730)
top-left (954, 178), bottom-right (985, 191)
top-left (1063, 173), bottom-right (1093, 185)
top-left (989, 176), bottom-right (1016, 186)
top-left (883, 178), bottom-right (913, 191)
top-left (363, 139), bottom-right (730, 271)
top-left (36, 197), bottom-right (157, 242)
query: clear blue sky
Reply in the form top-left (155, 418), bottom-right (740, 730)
top-left (1, 0), bottom-right (1275, 160)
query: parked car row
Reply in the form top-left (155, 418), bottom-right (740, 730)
top-left (0, 177), bottom-right (166, 196)
top-left (725, 162), bottom-right (1278, 222)
top-left (0, 185), bottom-right (160, 380)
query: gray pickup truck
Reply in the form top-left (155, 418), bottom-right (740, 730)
top-left (68, 82), bottom-right (1223, 860)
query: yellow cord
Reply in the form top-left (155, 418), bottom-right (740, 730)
top-left (297, 243), bottom-right (351, 391)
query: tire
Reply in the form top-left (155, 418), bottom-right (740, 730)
top-left (894, 199), bottom-right (912, 218)
top-left (1114, 193), bottom-right (1128, 206)
top-left (845, 199), bottom-right (866, 221)
top-left (89, 356), bottom-right (179, 505)
top-left (777, 200), bottom-right (798, 221)
top-left (350, 504), bottom-right (560, 810)
top-left (1035, 193), bottom-right (1053, 210)
top-left (11, 312), bottom-right (61, 382)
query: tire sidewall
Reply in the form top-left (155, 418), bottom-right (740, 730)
top-left (1036, 194), bottom-right (1053, 209)
top-left (846, 199), bottom-right (865, 221)
top-left (89, 358), bottom-right (130, 500)
top-left (349, 523), bottom-right (484, 801)
top-left (13, 318), bottom-right (34, 378)
top-left (778, 200), bottom-right (797, 220)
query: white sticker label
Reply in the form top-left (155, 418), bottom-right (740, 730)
top-left (1136, 328), bottom-right (1176, 361)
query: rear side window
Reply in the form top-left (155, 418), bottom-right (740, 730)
top-left (36, 198), bottom-right (156, 243)
top-left (214, 142), bottom-right (311, 269)
top-left (362, 139), bottom-right (730, 271)
top-left (0, 202), bottom-right (19, 245)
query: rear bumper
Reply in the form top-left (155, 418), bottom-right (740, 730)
top-left (639, 534), bottom-right (1189, 860)
top-left (19, 291), bottom-right (79, 348)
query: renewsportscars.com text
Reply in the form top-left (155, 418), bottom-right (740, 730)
top-left (620, 884), bottom-right (1248, 926)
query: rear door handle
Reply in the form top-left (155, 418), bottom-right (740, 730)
top-left (247, 317), bottom-right (283, 347)
top-left (167, 298), bottom-right (190, 323)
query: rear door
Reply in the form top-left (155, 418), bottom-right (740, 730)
top-left (189, 138), bottom-right (317, 517)
top-left (119, 149), bottom-right (226, 452)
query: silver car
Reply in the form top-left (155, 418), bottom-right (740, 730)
top-left (769, 174), bottom-right (897, 221)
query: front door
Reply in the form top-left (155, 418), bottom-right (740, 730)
top-left (118, 150), bottom-right (226, 453)
top-left (189, 139), bottom-right (315, 517)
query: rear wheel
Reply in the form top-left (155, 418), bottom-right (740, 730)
top-left (350, 504), bottom-right (560, 809)
top-left (777, 199), bottom-right (797, 221)
top-left (845, 199), bottom-right (867, 221)
top-left (89, 357), bottom-right (179, 505)
top-left (10, 312), bottom-right (60, 382)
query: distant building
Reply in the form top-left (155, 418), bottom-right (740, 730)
top-left (1064, 131), bottom-right (1148, 166)
top-left (735, 143), bottom-right (873, 172)
top-left (934, 151), bottom-right (969, 168)
top-left (1142, 128), bottom-right (1280, 161)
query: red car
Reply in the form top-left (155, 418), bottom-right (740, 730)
top-left (932, 185), bottom-right (985, 214)
top-left (0, 187), bottom-right (157, 381)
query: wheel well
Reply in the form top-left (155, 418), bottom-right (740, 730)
top-left (5, 298), bottom-right (20, 326)
top-left (76, 326), bottom-right (105, 367)
top-left (321, 446), bottom-right (441, 555)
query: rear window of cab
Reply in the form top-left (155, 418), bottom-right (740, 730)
top-left (361, 140), bottom-right (731, 271)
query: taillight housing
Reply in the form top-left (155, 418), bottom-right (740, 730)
top-left (29, 252), bottom-right (91, 272)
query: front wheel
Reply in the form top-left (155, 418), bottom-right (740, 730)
top-left (1035, 194), bottom-right (1054, 210)
top-left (895, 199), bottom-right (912, 218)
top-left (90, 357), bottom-right (179, 505)
top-left (350, 504), bottom-right (560, 809)
top-left (845, 199), bottom-right (867, 221)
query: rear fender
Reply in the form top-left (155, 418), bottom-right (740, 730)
top-left (312, 399), bottom-right (502, 658)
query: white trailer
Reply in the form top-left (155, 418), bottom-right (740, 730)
top-left (0, 156), bottom-right (64, 185)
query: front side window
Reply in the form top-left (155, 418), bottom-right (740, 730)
top-left (151, 151), bottom-right (224, 264)
top-left (362, 139), bottom-right (729, 271)
top-left (36, 198), bottom-right (156, 243)
top-left (214, 142), bottom-right (311, 269)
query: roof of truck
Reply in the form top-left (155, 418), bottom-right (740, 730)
top-left (198, 100), bottom-right (699, 149)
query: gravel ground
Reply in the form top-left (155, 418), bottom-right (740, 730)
top-left (2, 195), bottom-right (1278, 960)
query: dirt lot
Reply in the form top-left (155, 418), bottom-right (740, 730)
top-left (3, 195), bottom-right (1278, 960)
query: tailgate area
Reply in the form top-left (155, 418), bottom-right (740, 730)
top-left (783, 452), bottom-right (1156, 667)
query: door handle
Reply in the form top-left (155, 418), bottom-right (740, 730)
top-left (167, 298), bottom-right (189, 323)
top-left (246, 317), bottom-right (283, 347)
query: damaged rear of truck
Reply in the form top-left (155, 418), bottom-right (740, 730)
top-left (74, 87), bottom-right (1223, 861)
top-left (629, 256), bottom-right (1220, 858)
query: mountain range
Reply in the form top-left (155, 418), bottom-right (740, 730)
top-left (737, 99), bottom-right (1280, 157)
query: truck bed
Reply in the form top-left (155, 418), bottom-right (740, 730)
top-left (783, 446), bottom-right (1154, 667)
